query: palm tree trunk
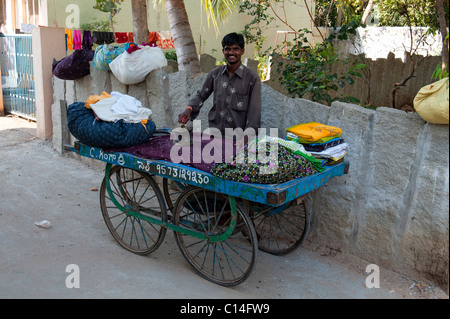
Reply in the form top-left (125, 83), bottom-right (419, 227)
top-left (361, 0), bottom-right (374, 25)
top-left (131, 0), bottom-right (149, 44)
top-left (165, 0), bottom-right (201, 73)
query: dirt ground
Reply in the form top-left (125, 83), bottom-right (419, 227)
top-left (0, 115), bottom-right (448, 300)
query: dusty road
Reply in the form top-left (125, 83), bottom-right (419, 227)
top-left (0, 115), bottom-right (447, 301)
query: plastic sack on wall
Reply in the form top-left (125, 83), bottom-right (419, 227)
top-left (413, 77), bottom-right (449, 125)
top-left (109, 46), bottom-right (168, 85)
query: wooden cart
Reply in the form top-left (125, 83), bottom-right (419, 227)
top-left (67, 141), bottom-right (349, 286)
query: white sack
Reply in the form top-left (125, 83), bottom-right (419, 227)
top-left (109, 46), bottom-right (168, 85)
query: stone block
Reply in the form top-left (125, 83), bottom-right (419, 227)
top-left (261, 84), bottom-right (289, 137)
top-left (51, 100), bottom-right (69, 154)
top-left (199, 54), bottom-right (216, 73)
top-left (282, 98), bottom-right (330, 131)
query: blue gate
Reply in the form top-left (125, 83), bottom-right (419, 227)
top-left (0, 35), bottom-right (36, 120)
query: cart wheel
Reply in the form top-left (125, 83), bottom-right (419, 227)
top-left (249, 200), bottom-right (310, 255)
top-left (162, 178), bottom-right (188, 213)
top-left (173, 187), bottom-right (258, 286)
top-left (100, 165), bottom-right (168, 255)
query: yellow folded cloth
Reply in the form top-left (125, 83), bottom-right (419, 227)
top-left (286, 122), bottom-right (342, 142)
top-left (85, 92), bottom-right (112, 109)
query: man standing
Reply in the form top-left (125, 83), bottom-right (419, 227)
top-left (178, 32), bottom-right (261, 137)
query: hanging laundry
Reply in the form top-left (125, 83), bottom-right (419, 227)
top-left (73, 30), bottom-right (82, 50)
top-left (65, 29), bottom-right (73, 50)
top-left (127, 32), bottom-right (134, 42)
top-left (115, 32), bottom-right (128, 44)
top-left (82, 30), bottom-right (93, 50)
top-left (148, 32), bottom-right (158, 45)
top-left (92, 31), bottom-right (115, 45)
top-left (157, 31), bottom-right (175, 49)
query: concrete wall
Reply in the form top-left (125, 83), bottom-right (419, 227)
top-left (51, 64), bottom-right (449, 292)
top-left (32, 27), bottom-right (66, 139)
top-left (336, 27), bottom-right (444, 61)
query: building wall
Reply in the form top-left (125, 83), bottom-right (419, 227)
top-left (44, 0), bottom-right (314, 60)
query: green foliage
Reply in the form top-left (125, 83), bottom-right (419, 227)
top-left (315, 0), bottom-right (367, 27)
top-left (238, 1), bottom-right (273, 80)
top-left (275, 24), bottom-right (365, 106)
top-left (315, 0), bottom-right (449, 28)
top-left (81, 19), bottom-right (113, 32)
top-left (377, 0), bottom-right (447, 28)
top-left (239, 1), bottom-right (364, 105)
top-left (239, 1), bottom-right (274, 55)
top-left (92, 0), bottom-right (123, 33)
top-left (93, 0), bottom-right (123, 15)
top-left (164, 50), bottom-right (177, 62)
top-left (431, 64), bottom-right (449, 81)
top-left (432, 34), bottom-right (449, 80)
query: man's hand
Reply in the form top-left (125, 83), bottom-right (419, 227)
top-left (178, 107), bottom-right (192, 125)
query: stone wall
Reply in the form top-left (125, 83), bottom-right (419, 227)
top-left (52, 64), bottom-right (449, 292)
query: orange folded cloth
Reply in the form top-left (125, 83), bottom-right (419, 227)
top-left (286, 122), bottom-right (342, 142)
top-left (85, 92), bottom-right (112, 109)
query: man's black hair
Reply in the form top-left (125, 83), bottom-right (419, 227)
top-left (222, 32), bottom-right (245, 49)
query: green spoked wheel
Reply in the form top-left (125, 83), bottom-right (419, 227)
top-left (249, 200), bottom-right (310, 255)
top-left (100, 165), bottom-right (168, 255)
top-left (173, 187), bottom-right (258, 286)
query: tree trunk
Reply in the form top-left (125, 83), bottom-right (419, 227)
top-left (165, 0), bottom-right (201, 73)
top-left (131, 0), bottom-right (149, 44)
top-left (361, 0), bottom-right (374, 25)
top-left (336, 5), bottom-right (343, 27)
top-left (435, 0), bottom-right (449, 74)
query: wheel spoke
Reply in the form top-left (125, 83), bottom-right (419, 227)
top-left (173, 187), bottom-right (257, 286)
top-left (100, 166), bottom-right (167, 255)
top-left (251, 201), bottom-right (309, 255)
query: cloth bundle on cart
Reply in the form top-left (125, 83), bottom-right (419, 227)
top-left (67, 102), bottom-right (156, 149)
top-left (286, 122), bottom-right (348, 166)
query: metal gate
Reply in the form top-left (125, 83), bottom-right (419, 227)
top-left (0, 34), bottom-right (36, 120)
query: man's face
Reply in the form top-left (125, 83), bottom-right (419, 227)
top-left (222, 44), bottom-right (245, 65)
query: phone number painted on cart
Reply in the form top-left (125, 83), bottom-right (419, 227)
top-left (137, 161), bottom-right (211, 185)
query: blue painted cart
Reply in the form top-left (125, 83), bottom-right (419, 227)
top-left (67, 140), bottom-right (349, 286)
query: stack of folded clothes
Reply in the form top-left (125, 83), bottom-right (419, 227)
top-left (286, 122), bottom-right (348, 166)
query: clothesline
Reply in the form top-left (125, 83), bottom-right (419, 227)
top-left (64, 29), bottom-right (175, 51)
